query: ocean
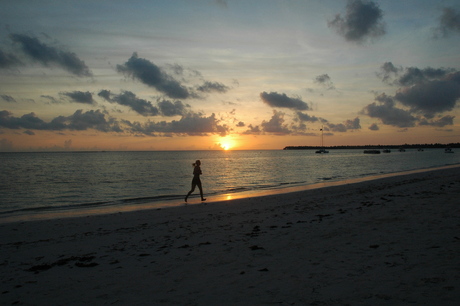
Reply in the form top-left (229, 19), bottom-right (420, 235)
top-left (1, 149), bottom-right (459, 221)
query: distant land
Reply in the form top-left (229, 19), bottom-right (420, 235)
top-left (283, 143), bottom-right (460, 150)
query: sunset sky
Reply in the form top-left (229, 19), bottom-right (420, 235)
top-left (1, 0), bottom-right (460, 151)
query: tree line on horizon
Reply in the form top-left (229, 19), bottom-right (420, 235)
top-left (283, 143), bottom-right (460, 150)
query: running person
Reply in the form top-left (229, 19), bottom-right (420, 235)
top-left (185, 160), bottom-right (206, 202)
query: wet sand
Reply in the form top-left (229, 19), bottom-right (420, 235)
top-left (1, 166), bottom-right (459, 305)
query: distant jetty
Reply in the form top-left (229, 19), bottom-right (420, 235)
top-left (283, 143), bottom-right (460, 150)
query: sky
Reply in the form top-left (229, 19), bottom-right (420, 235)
top-left (1, 0), bottom-right (460, 151)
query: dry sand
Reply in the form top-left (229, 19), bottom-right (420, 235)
top-left (1, 166), bottom-right (459, 305)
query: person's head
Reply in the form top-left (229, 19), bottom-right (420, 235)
top-left (193, 160), bottom-right (201, 167)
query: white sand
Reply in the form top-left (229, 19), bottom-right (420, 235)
top-left (1, 166), bottom-right (459, 305)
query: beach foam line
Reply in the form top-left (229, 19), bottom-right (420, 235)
top-left (1, 164), bottom-right (458, 224)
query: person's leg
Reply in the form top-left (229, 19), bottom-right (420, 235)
top-left (197, 181), bottom-right (206, 201)
top-left (185, 183), bottom-right (196, 202)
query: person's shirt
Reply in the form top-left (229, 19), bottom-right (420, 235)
top-left (193, 166), bottom-right (202, 177)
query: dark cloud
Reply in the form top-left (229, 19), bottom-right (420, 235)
top-left (329, 0), bottom-right (385, 43)
top-left (242, 124), bottom-right (261, 135)
top-left (1, 95), bottom-right (16, 103)
top-left (0, 108), bottom-right (230, 137)
top-left (378, 62), bottom-right (455, 86)
top-left (41, 95), bottom-right (60, 104)
top-left (124, 112), bottom-right (228, 136)
top-left (372, 64), bottom-right (460, 124)
top-left (261, 110), bottom-right (291, 135)
top-left (99, 90), bottom-right (159, 116)
top-left (61, 91), bottom-right (94, 104)
top-left (368, 123), bottom-right (379, 130)
top-left (394, 75), bottom-right (460, 118)
top-left (344, 117), bottom-right (361, 129)
top-left (260, 91), bottom-right (310, 111)
top-left (0, 110), bottom-right (49, 130)
top-left (361, 93), bottom-right (417, 128)
top-left (314, 74), bottom-right (335, 90)
top-left (0, 49), bottom-right (22, 69)
top-left (325, 118), bottom-right (361, 133)
top-left (98, 90), bottom-right (189, 117)
top-left (236, 121), bottom-right (245, 127)
top-left (97, 89), bottom-right (111, 101)
top-left (116, 53), bottom-right (190, 99)
top-left (23, 130), bottom-right (35, 135)
top-left (434, 7), bottom-right (460, 38)
top-left (9, 34), bottom-right (92, 77)
top-left (295, 111), bottom-right (320, 123)
top-left (419, 115), bottom-right (455, 127)
top-left (197, 81), bottom-right (230, 93)
top-left (157, 100), bottom-right (189, 117)
top-left (0, 109), bottom-right (122, 132)
top-left (377, 62), bottom-right (402, 84)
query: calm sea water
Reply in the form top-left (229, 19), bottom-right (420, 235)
top-left (1, 149), bottom-right (459, 219)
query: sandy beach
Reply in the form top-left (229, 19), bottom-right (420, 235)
top-left (1, 166), bottom-right (459, 305)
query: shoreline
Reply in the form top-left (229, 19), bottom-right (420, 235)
top-left (1, 165), bottom-right (459, 304)
top-left (1, 163), bottom-right (459, 224)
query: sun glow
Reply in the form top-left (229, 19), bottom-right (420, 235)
top-left (216, 136), bottom-right (237, 150)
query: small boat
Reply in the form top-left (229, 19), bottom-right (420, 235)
top-left (445, 148), bottom-right (454, 153)
top-left (315, 127), bottom-right (329, 154)
top-left (398, 148), bottom-right (406, 152)
top-left (383, 149), bottom-right (391, 153)
top-left (417, 148), bottom-right (424, 152)
top-left (364, 149), bottom-right (381, 154)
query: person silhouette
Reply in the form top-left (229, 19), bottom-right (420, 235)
top-left (185, 160), bottom-right (206, 202)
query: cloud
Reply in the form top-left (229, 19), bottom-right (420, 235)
top-left (325, 118), bottom-right (361, 132)
top-left (361, 93), bottom-right (417, 128)
top-left (124, 112), bottom-right (229, 136)
top-left (61, 91), bottom-right (94, 104)
top-left (0, 49), bottom-right (22, 69)
top-left (260, 110), bottom-right (291, 135)
top-left (0, 108), bottom-right (230, 137)
top-left (295, 111), bottom-right (321, 123)
top-left (314, 74), bottom-right (335, 90)
top-left (1, 95), bottom-right (16, 103)
top-left (260, 91), bottom-right (310, 111)
top-left (368, 123), bottom-right (379, 130)
top-left (157, 99), bottom-right (189, 116)
top-left (98, 90), bottom-right (189, 117)
top-left (116, 53), bottom-right (190, 99)
top-left (433, 7), bottom-right (460, 38)
top-left (41, 95), bottom-right (60, 104)
top-left (99, 90), bottom-right (159, 116)
top-left (9, 33), bottom-right (92, 77)
top-left (379, 62), bottom-right (456, 86)
top-left (197, 81), bottom-right (230, 93)
top-left (394, 75), bottom-right (460, 118)
top-left (328, 0), bottom-right (385, 43)
top-left (372, 63), bottom-right (460, 123)
top-left (0, 109), bottom-right (122, 132)
top-left (419, 115), bottom-right (455, 127)
top-left (377, 62), bottom-right (402, 84)
top-left (242, 124), bottom-right (261, 135)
